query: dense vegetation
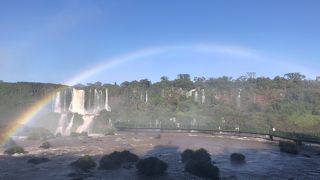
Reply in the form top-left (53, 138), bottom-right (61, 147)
top-left (1, 72), bottom-right (320, 135)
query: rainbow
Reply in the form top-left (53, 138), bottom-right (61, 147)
top-left (1, 43), bottom-right (313, 145)
top-left (0, 47), bottom-right (168, 144)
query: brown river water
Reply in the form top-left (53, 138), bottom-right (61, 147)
top-left (0, 131), bottom-right (319, 180)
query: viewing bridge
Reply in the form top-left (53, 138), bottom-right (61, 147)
top-left (114, 122), bottom-right (320, 144)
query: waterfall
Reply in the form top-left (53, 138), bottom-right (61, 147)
top-left (54, 92), bottom-right (61, 113)
top-left (55, 114), bottom-right (67, 136)
top-left (76, 115), bottom-right (94, 133)
top-left (145, 91), bottom-right (148, 103)
top-left (54, 87), bottom-right (112, 136)
top-left (99, 90), bottom-right (104, 110)
top-left (63, 89), bottom-right (67, 112)
top-left (65, 114), bottom-right (74, 136)
top-left (105, 88), bottom-right (111, 112)
top-left (236, 89), bottom-right (241, 109)
top-left (201, 89), bottom-right (205, 104)
top-left (194, 91), bottom-right (199, 102)
top-left (71, 88), bottom-right (86, 115)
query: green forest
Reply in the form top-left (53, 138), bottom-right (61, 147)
top-left (1, 72), bottom-right (320, 135)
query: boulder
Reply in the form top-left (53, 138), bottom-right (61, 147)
top-left (4, 146), bottom-right (26, 155)
top-left (70, 155), bottom-right (96, 171)
top-left (136, 157), bottom-right (168, 176)
top-left (279, 141), bottom-right (299, 154)
top-left (28, 157), bottom-right (50, 165)
top-left (185, 160), bottom-right (220, 180)
top-left (39, 141), bottom-right (51, 149)
top-left (230, 153), bottom-right (246, 164)
top-left (181, 148), bottom-right (211, 163)
top-left (99, 150), bottom-right (139, 170)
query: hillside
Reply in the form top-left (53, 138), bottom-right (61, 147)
top-left (1, 73), bottom-right (320, 134)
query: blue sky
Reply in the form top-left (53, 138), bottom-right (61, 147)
top-left (0, 0), bottom-right (319, 84)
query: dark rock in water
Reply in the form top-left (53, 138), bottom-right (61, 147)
top-left (194, 148), bottom-right (211, 162)
top-left (99, 150), bottom-right (139, 170)
top-left (181, 148), bottom-right (211, 163)
top-left (181, 149), bottom-right (195, 163)
top-left (70, 178), bottom-right (83, 180)
top-left (185, 160), bottom-right (220, 180)
top-left (4, 146), bottom-right (26, 155)
top-left (136, 157), bottom-right (168, 176)
top-left (70, 155), bottom-right (96, 171)
top-left (1, 138), bottom-right (16, 149)
top-left (39, 141), bottom-right (51, 149)
top-left (67, 173), bottom-right (78, 177)
top-left (28, 157), bottom-right (50, 165)
top-left (230, 153), bottom-right (246, 164)
top-left (301, 154), bottom-right (311, 158)
top-left (279, 141), bottom-right (299, 154)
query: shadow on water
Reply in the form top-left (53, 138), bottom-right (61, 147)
top-left (0, 133), bottom-right (320, 180)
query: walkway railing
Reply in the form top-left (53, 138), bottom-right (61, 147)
top-left (114, 122), bottom-right (320, 144)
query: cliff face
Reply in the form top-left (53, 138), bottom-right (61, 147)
top-left (1, 79), bottom-right (320, 134)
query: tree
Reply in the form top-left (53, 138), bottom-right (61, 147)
top-left (160, 76), bottom-right (169, 82)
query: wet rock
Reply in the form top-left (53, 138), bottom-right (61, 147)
top-left (185, 160), bottom-right (220, 180)
top-left (136, 157), bottom-right (168, 176)
top-left (279, 141), bottom-right (299, 154)
top-left (230, 153), bottom-right (246, 164)
top-left (301, 154), bottom-right (311, 158)
top-left (99, 150), bottom-right (139, 170)
top-left (181, 149), bottom-right (194, 163)
top-left (181, 148), bottom-right (211, 163)
top-left (28, 157), bottom-right (50, 165)
top-left (4, 146), bottom-right (26, 155)
top-left (70, 155), bottom-right (96, 171)
top-left (39, 141), bottom-right (51, 149)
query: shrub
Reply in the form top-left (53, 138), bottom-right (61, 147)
top-left (4, 146), bottom-right (26, 155)
top-left (230, 153), bottom-right (246, 164)
top-left (185, 160), bottom-right (220, 180)
top-left (99, 151), bottom-right (139, 170)
top-left (39, 141), bottom-right (51, 149)
top-left (136, 157), bottom-right (168, 176)
top-left (70, 155), bottom-right (96, 171)
top-left (279, 141), bottom-right (299, 154)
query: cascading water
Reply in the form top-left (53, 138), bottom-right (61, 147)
top-left (53, 87), bottom-right (112, 135)
top-left (76, 115), bottom-right (94, 133)
top-left (55, 114), bottom-right (67, 136)
top-left (105, 88), bottom-right (111, 112)
top-left (201, 89), bottom-right (205, 104)
top-left (236, 89), bottom-right (242, 109)
top-left (54, 92), bottom-right (61, 113)
top-left (145, 91), bottom-right (148, 103)
top-left (71, 88), bottom-right (86, 115)
top-left (65, 114), bottom-right (74, 136)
